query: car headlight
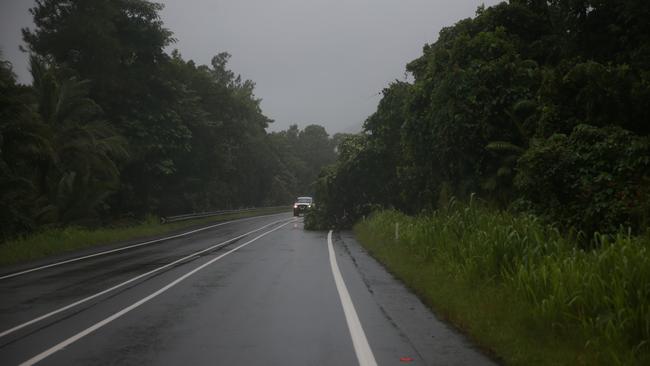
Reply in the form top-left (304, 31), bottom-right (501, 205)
top-left (293, 204), bottom-right (298, 208)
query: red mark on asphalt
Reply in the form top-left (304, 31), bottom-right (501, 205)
top-left (400, 357), bottom-right (414, 363)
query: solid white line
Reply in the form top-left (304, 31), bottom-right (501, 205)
top-left (327, 230), bottom-right (378, 366)
top-left (0, 218), bottom-right (291, 339)
top-left (19, 219), bottom-right (294, 366)
top-left (0, 212), bottom-right (288, 280)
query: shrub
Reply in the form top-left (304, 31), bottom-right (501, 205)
top-left (516, 125), bottom-right (650, 235)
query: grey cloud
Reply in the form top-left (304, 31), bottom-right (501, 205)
top-left (0, 0), bottom-right (502, 133)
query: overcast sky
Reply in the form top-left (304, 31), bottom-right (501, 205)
top-left (1, 0), bottom-right (502, 133)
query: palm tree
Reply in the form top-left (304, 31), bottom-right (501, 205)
top-left (29, 55), bottom-right (128, 225)
top-left (483, 100), bottom-right (537, 204)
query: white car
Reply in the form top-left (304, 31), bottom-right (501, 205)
top-left (293, 196), bottom-right (314, 216)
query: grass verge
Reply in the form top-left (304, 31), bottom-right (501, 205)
top-left (354, 202), bottom-right (650, 365)
top-left (0, 207), bottom-right (290, 268)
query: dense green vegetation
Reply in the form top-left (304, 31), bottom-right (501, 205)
top-left (356, 205), bottom-right (650, 365)
top-left (306, 1), bottom-right (650, 364)
top-left (2, 2), bottom-right (650, 360)
top-left (312, 0), bottom-right (650, 235)
top-left (0, 0), bottom-right (337, 241)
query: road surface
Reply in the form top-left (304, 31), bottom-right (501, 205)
top-left (0, 212), bottom-right (496, 365)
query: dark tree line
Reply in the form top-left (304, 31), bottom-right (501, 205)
top-left (0, 0), bottom-right (337, 240)
top-left (312, 0), bottom-right (650, 235)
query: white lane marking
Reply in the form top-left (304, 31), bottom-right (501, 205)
top-left (0, 212), bottom-right (289, 280)
top-left (0, 218), bottom-right (292, 339)
top-left (19, 219), bottom-right (294, 366)
top-left (327, 230), bottom-right (378, 366)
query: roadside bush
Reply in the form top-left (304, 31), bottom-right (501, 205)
top-left (516, 125), bottom-right (650, 236)
top-left (306, 135), bottom-right (385, 229)
top-left (303, 208), bottom-right (329, 230)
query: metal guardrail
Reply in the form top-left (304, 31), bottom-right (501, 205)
top-left (160, 206), bottom-right (290, 224)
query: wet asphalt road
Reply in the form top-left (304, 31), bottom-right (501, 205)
top-left (0, 212), bottom-right (496, 365)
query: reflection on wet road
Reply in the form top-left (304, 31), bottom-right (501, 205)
top-left (0, 213), bottom-right (495, 365)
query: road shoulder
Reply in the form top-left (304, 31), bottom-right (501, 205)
top-left (333, 231), bottom-right (497, 366)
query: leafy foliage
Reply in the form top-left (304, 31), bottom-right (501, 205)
top-left (516, 125), bottom-right (650, 236)
top-left (0, 53), bottom-right (38, 237)
top-left (1, 1), bottom-right (337, 240)
top-left (313, 0), bottom-right (650, 235)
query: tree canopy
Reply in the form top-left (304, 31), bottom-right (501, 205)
top-left (0, 0), bottom-right (338, 239)
top-left (312, 0), bottom-right (650, 235)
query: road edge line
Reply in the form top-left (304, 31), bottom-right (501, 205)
top-left (327, 230), bottom-right (378, 366)
top-left (0, 218), bottom-right (291, 339)
top-left (0, 212), bottom-right (288, 280)
top-left (18, 219), bottom-right (295, 366)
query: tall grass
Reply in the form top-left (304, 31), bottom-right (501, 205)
top-left (355, 201), bottom-right (650, 365)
